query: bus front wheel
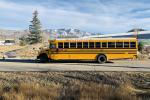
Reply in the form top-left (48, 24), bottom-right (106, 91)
top-left (97, 55), bottom-right (107, 64)
top-left (39, 54), bottom-right (49, 63)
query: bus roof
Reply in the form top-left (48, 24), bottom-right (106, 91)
top-left (50, 38), bottom-right (137, 41)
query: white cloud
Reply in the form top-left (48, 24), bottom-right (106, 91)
top-left (0, 0), bottom-right (150, 33)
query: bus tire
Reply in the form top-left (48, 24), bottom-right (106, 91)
top-left (133, 55), bottom-right (138, 60)
top-left (39, 54), bottom-right (49, 63)
top-left (97, 54), bottom-right (107, 64)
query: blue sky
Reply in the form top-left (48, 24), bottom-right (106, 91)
top-left (0, 0), bottom-right (150, 33)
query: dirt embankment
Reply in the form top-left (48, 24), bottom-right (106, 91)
top-left (14, 44), bottom-right (44, 58)
top-left (0, 45), bottom-right (24, 58)
top-left (0, 43), bottom-right (46, 58)
top-left (0, 72), bottom-right (149, 100)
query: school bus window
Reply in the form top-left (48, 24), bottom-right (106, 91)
top-left (124, 42), bottom-right (129, 48)
top-left (77, 42), bottom-right (82, 48)
top-left (130, 42), bottom-right (136, 48)
top-left (64, 42), bottom-right (69, 48)
top-left (89, 42), bottom-right (94, 48)
top-left (108, 42), bottom-right (115, 48)
top-left (70, 42), bottom-right (76, 48)
top-left (102, 42), bottom-right (107, 48)
top-left (96, 42), bottom-right (101, 48)
top-left (83, 42), bottom-right (88, 48)
top-left (58, 42), bottom-right (63, 48)
top-left (116, 42), bottom-right (123, 48)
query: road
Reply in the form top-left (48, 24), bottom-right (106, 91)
top-left (0, 59), bottom-right (150, 71)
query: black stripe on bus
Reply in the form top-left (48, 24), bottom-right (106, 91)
top-left (51, 53), bottom-right (137, 54)
top-left (57, 48), bottom-right (137, 49)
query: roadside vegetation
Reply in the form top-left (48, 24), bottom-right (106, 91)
top-left (0, 72), bottom-right (149, 100)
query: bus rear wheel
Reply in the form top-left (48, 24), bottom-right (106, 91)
top-left (97, 55), bottom-right (107, 64)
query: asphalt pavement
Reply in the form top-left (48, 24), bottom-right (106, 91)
top-left (0, 59), bottom-right (150, 71)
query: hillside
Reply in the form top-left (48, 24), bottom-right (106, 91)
top-left (0, 72), bottom-right (149, 100)
top-left (0, 29), bottom-right (29, 40)
top-left (0, 29), bottom-right (97, 42)
top-left (0, 45), bottom-right (25, 58)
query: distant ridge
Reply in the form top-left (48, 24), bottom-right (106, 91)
top-left (0, 28), bottom-right (97, 41)
top-left (127, 28), bottom-right (146, 32)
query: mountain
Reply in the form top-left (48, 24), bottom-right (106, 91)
top-left (0, 29), bottom-right (97, 42)
top-left (0, 29), bottom-right (29, 40)
top-left (43, 28), bottom-right (94, 39)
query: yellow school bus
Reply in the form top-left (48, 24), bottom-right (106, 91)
top-left (37, 38), bottom-right (138, 63)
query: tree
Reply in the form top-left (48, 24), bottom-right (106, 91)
top-left (19, 36), bottom-right (27, 46)
top-left (28, 10), bottom-right (42, 44)
top-left (138, 41), bottom-right (144, 52)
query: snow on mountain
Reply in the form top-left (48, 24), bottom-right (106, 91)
top-left (43, 28), bottom-right (93, 39)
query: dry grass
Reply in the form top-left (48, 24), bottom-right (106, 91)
top-left (0, 45), bottom-right (24, 58)
top-left (0, 72), bottom-right (149, 100)
top-left (0, 83), bottom-right (60, 100)
top-left (0, 43), bottom-right (44, 58)
top-left (0, 82), bottom-right (138, 100)
top-left (0, 45), bottom-right (23, 53)
top-left (60, 82), bottom-right (138, 100)
top-left (13, 43), bottom-right (45, 58)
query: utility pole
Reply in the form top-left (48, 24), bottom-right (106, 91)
top-left (42, 31), bottom-right (44, 47)
top-left (134, 28), bottom-right (139, 44)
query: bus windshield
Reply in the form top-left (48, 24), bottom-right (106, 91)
top-left (49, 43), bottom-right (56, 49)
